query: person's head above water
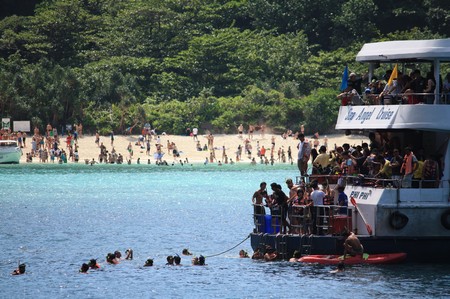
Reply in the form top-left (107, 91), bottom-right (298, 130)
top-left (80, 263), bottom-right (89, 273)
top-left (182, 248), bottom-right (192, 256)
top-left (166, 255), bottom-right (174, 265)
top-left (198, 255), bottom-right (205, 266)
top-left (174, 255), bottom-right (181, 265)
top-left (144, 259), bottom-right (154, 267)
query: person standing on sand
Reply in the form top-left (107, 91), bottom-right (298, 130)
top-left (192, 127), bottom-right (198, 141)
top-left (110, 131), bottom-right (114, 146)
top-left (222, 145), bottom-right (226, 161)
top-left (238, 124), bottom-right (244, 138)
top-left (95, 131), bottom-right (100, 147)
top-left (248, 125), bottom-right (254, 140)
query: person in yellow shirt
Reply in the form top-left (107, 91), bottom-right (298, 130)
top-left (412, 156), bottom-right (424, 188)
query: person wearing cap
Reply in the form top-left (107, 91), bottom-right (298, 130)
top-left (401, 147), bottom-right (418, 188)
top-left (345, 72), bottom-right (363, 95)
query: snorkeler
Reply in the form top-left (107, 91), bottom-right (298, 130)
top-left (88, 259), bottom-right (100, 269)
top-left (166, 255), bottom-right (174, 265)
top-left (174, 254), bottom-right (181, 266)
top-left (198, 255), bottom-right (206, 266)
top-left (251, 248), bottom-right (264, 260)
top-left (239, 249), bottom-right (249, 258)
top-left (12, 263), bottom-right (26, 275)
top-left (125, 248), bottom-right (133, 260)
top-left (106, 253), bottom-right (119, 264)
top-left (330, 262), bottom-right (345, 273)
top-left (144, 259), bottom-right (154, 267)
top-left (182, 248), bottom-right (192, 256)
top-left (79, 263), bottom-right (89, 273)
top-left (191, 255), bottom-right (206, 266)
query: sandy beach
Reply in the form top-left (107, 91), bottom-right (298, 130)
top-left (20, 132), bottom-right (368, 164)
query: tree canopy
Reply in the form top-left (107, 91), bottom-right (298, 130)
top-left (0, 0), bottom-right (448, 134)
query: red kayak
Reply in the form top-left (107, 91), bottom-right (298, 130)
top-left (298, 253), bottom-right (407, 265)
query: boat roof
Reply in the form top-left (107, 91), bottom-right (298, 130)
top-left (356, 39), bottom-right (450, 62)
top-left (335, 104), bottom-right (450, 131)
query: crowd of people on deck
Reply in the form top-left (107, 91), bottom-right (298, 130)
top-left (302, 131), bottom-right (443, 189)
top-left (338, 69), bottom-right (450, 106)
top-left (251, 130), bottom-right (444, 238)
top-left (252, 178), bottom-right (347, 236)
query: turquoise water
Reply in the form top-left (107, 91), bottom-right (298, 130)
top-left (1, 164), bottom-right (449, 298)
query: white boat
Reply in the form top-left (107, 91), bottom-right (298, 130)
top-left (0, 140), bottom-right (22, 164)
top-left (250, 38), bottom-right (450, 262)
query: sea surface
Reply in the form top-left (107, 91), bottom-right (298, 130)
top-left (1, 163), bottom-right (449, 299)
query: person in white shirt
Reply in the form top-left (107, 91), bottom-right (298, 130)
top-left (192, 127), bottom-right (198, 141)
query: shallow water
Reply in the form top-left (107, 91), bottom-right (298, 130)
top-left (1, 164), bottom-right (449, 298)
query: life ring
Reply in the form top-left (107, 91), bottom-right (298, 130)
top-left (440, 209), bottom-right (450, 230)
top-left (389, 211), bottom-right (409, 230)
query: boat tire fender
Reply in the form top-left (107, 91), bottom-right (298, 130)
top-left (389, 211), bottom-right (409, 230)
top-left (440, 209), bottom-right (450, 230)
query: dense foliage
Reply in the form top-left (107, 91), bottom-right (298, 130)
top-left (0, 0), bottom-right (449, 135)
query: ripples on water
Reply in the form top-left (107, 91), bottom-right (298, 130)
top-left (1, 164), bottom-right (449, 298)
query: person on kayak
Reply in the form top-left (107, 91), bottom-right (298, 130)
top-left (343, 231), bottom-right (364, 258)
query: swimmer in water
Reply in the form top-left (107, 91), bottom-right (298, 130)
top-left (330, 262), bottom-right (345, 273)
top-left (125, 249), bottom-right (133, 260)
top-left (289, 250), bottom-right (301, 262)
top-left (88, 259), bottom-right (100, 269)
top-left (79, 263), bottom-right (89, 273)
top-left (166, 255), bottom-right (174, 265)
top-left (106, 253), bottom-right (118, 264)
top-left (239, 249), bottom-right (249, 258)
top-left (182, 248), bottom-right (192, 256)
top-left (144, 259), bottom-right (154, 267)
top-left (174, 255), bottom-right (181, 266)
top-left (12, 263), bottom-right (26, 275)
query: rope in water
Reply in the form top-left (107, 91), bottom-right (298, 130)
top-left (203, 234), bottom-right (251, 258)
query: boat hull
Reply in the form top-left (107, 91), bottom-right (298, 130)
top-left (298, 252), bottom-right (407, 265)
top-left (250, 233), bottom-right (450, 263)
top-left (0, 148), bottom-right (21, 164)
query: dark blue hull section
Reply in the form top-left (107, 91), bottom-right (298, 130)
top-left (250, 233), bottom-right (450, 262)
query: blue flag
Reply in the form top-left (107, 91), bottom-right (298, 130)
top-left (340, 66), bottom-right (348, 91)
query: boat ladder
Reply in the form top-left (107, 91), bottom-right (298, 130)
top-left (300, 235), bottom-right (313, 256)
top-left (276, 234), bottom-right (288, 260)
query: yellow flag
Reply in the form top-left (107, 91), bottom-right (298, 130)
top-left (387, 64), bottom-right (398, 86)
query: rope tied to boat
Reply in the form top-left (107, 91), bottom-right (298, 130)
top-left (203, 234), bottom-right (251, 258)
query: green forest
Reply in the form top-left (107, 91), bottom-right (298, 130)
top-left (0, 0), bottom-right (449, 135)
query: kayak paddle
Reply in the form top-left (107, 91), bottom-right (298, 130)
top-left (350, 196), bottom-right (373, 235)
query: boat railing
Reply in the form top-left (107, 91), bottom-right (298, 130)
top-left (339, 92), bottom-right (450, 106)
top-left (296, 174), bottom-right (446, 190)
top-left (253, 203), bottom-right (353, 236)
